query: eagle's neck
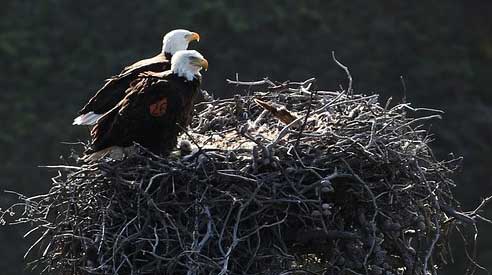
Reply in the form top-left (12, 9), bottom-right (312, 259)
top-left (177, 70), bottom-right (199, 82)
top-left (162, 40), bottom-right (187, 56)
top-left (172, 64), bottom-right (201, 82)
top-left (163, 52), bottom-right (172, 60)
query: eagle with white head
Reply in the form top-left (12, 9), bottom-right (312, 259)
top-left (86, 50), bottom-right (208, 157)
top-left (73, 29), bottom-right (200, 126)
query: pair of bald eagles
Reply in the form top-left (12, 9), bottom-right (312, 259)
top-left (73, 29), bottom-right (208, 158)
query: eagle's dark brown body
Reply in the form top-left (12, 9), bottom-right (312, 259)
top-left (88, 71), bottom-right (200, 155)
top-left (79, 53), bottom-right (172, 117)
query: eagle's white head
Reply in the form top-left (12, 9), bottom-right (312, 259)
top-left (171, 50), bottom-right (208, 81)
top-left (162, 29), bottom-right (200, 56)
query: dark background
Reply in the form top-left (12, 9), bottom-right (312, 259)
top-left (1, 1), bottom-right (491, 274)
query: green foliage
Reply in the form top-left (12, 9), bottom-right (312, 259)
top-left (1, 1), bottom-right (491, 274)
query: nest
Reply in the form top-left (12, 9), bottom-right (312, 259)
top-left (2, 72), bottom-right (489, 275)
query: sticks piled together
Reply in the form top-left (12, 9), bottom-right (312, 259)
top-left (2, 76), bottom-right (489, 275)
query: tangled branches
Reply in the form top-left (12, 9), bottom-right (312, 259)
top-left (2, 75), bottom-right (490, 275)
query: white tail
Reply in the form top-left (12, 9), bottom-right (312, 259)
top-left (72, 112), bottom-right (102, 125)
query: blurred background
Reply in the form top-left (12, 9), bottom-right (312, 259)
top-left (1, 1), bottom-right (491, 274)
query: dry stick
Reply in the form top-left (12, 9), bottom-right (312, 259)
top-left (197, 207), bottom-right (213, 251)
top-left (239, 205), bottom-right (290, 240)
top-left (218, 205), bottom-right (243, 275)
top-left (455, 226), bottom-right (490, 275)
top-left (290, 77), bottom-right (316, 87)
top-left (219, 182), bottom-right (264, 275)
top-left (332, 51), bottom-right (353, 94)
top-left (414, 161), bottom-right (442, 275)
top-left (251, 109), bottom-right (269, 128)
top-left (341, 159), bottom-right (379, 275)
top-left (38, 165), bottom-right (83, 170)
top-left (471, 223), bottom-right (479, 275)
top-left (112, 216), bottom-right (138, 272)
top-left (266, 116), bottom-right (304, 151)
top-left (400, 75), bottom-right (407, 104)
top-left (279, 269), bottom-right (320, 275)
top-left (294, 85), bottom-right (316, 151)
top-left (470, 196), bottom-right (492, 217)
top-left (312, 90), bottom-right (346, 115)
top-left (226, 77), bottom-right (275, 87)
top-left (187, 206), bottom-right (213, 275)
top-left (365, 118), bottom-right (377, 149)
top-left (402, 105), bottom-right (445, 114)
top-left (23, 228), bottom-right (51, 259)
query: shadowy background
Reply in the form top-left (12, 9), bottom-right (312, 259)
top-left (1, 1), bottom-right (491, 274)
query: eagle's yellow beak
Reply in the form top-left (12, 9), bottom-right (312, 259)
top-left (191, 57), bottom-right (208, 71)
top-left (186, 32), bottom-right (200, 43)
top-left (199, 58), bottom-right (208, 71)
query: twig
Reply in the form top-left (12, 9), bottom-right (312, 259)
top-left (226, 77), bottom-right (275, 87)
top-left (294, 85), bottom-right (316, 150)
top-left (332, 51), bottom-right (353, 94)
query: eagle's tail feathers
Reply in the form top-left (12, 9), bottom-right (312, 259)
top-left (72, 112), bottom-right (102, 125)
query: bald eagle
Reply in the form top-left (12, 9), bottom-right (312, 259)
top-left (86, 50), bottom-right (208, 156)
top-left (73, 29), bottom-right (200, 126)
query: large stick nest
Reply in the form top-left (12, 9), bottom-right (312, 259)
top-left (2, 75), bottom-right (489, 275)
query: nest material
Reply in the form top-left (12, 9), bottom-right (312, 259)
top-left (2, 76), bottom-right (487, 275)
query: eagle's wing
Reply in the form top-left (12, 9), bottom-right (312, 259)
top-left (74, 54), bottom-right (170, 125)
top-left (89, 77), bottom-right (174, 154)
top-left (119, 54), bottom-right (169, 77)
